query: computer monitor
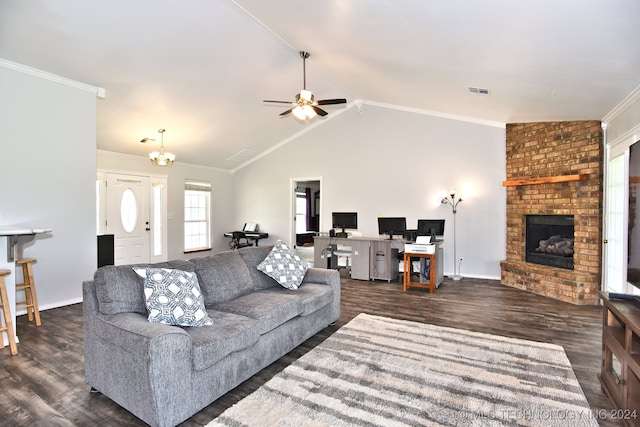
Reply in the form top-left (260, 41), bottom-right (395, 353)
top-left (378, 217), bottom-right (406, 240)
top-left (332, 212), bottom-right (358, 233)
top-left (417, 219), bottom-right (445, 240)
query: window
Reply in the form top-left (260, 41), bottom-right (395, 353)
top-left (296, 191), bottom-right (308, 234)
top-left (184, 181), bottom-right (211, 252)
top-left (153, 183), bottom-right (164, 257)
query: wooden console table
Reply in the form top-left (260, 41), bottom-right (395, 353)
top-left (599, 292), bottom-right (640, 426)
top-left (403, 251), bottom-right (436, 293)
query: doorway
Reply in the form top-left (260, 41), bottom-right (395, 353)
top-left (291, 178), bottom-right (321, 266)
top-left (97, 171), bottom-right (168, 265)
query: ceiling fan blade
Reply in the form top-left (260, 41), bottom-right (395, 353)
top-left (311, 106), bottom-right (328, 116)
top-left (279, 108), bottom-right (294, 116)
top-left (316, 98), bottom-right (347, 105)
top-left (264, 100), bottom-right (294, 104)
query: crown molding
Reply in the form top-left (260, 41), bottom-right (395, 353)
top-left (363, 100), bottom-right (506, 128)
top-left (231, 98), bottom-right (505, 173)
top-left (231, 101), bottom-right (354, 173)
top-left (0, 58), bottom-right (105, 99)
top-left (602, 85), bottom-right (640, 124)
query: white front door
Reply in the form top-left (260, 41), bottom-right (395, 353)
top-left (106, 173), bottom-right (150, 265)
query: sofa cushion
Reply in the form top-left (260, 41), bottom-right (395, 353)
top-left (191, 252), bottom-right (254, 305)
top-left (186, 310), bottom-right (260, 371)
top-left (237, 246), bottom-right (280, 290)
top-left (262, 283), bottom-right (334, 317)
top-left (213, 291), bottom-right (302, 335)
top-left (134, 268), bottom-right (213, 327)
top-left (256, 240), bottom-right (309, 290)
top-left (94, 260), bottom-right (195, 315)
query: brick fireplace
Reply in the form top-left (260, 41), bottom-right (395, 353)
top-left (500, 121), bottom-right (603, 305)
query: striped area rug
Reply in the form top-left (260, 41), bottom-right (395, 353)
top-left (208, 313), bottom-right (598, 426)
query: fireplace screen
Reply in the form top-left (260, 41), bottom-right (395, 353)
top-left (525, 215), bottom-right (574, 270)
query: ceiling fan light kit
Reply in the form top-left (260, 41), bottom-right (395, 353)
top-left (292, 105), bottom-right (317, 120)
top-left (145, 128), bottom-right (176, 167)
top-left (264, 51), bottom-right (347, 121)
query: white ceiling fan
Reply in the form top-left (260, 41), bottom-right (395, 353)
top-left (263, 51), bottom-right (347, 120)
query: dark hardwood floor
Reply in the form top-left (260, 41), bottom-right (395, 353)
top-left (0, 273), bottom-right (619, 426)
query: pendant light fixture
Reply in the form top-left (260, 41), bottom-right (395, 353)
top-left (146, 128), bottom-right (175, 167)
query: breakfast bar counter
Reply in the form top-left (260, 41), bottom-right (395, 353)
top-left (0, 226), bottom-right (52, 347)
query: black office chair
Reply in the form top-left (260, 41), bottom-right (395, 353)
top-left (229, 231), bottom-right (253, 250)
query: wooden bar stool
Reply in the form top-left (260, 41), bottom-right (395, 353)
top-left (16, 258), bottom-right (41, 327)
top-left (0, 269), bottom-right (18, 355)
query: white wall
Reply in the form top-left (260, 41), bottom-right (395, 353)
top-left (96, 151), bottom-right (234, 259)
top-left (0, 65), bottom-right (98, 309)
top-left (232, 105), bottom-right (507, 279)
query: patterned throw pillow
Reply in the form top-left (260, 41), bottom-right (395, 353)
top-left (257, 240), bottom-right (309, 290)
top-left (133, 267), bottom-right (213, 327)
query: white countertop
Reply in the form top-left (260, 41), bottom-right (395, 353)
top-left (0, 226), bottom-right (52, 236)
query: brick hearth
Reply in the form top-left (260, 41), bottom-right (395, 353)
top-left (500, 121), bottom-right (603, 305)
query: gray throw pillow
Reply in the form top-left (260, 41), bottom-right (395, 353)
top-left (256, 240), bottom-right (309, 290)
top-left (134, 267), bottom-right (213, 327)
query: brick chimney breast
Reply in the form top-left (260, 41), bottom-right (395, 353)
top-left (500, 121), bottom-right (603, 305)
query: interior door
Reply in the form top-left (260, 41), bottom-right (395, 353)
top-left (290, 178), bottom-right (321, 249)
top-left (106, 173), bottom-right (150, 265)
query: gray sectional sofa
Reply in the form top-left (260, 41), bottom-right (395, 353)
top-left (83, 245), bottom-right (340, 427)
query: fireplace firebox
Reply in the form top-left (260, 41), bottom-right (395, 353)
top-left (525, 215), bottom-right (574, 270)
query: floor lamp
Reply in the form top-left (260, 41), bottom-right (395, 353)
top-left (441, 190), bottom-right (463, 281)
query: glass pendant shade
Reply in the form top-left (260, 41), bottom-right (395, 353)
top-left (148, 129), bottom-right (175, 167)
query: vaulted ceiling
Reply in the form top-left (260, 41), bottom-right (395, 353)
top-left (1, 0), bottom-right (638, 170)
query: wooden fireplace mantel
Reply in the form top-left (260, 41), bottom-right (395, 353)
top-left (502, 174), bottom-right (589, 187)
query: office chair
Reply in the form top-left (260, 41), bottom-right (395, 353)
top-left (229, 231), bottom-right (253, 250)
top-left (333, 245), bottom-right (352, 276)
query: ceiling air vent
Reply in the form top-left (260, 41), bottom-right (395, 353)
top-left (227, 149), bottom-right (257, 163)
top-left (469, 87), bottom-right (490, 95)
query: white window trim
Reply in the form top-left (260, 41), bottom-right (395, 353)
top-left (184, 180), bottom-right (212, 252)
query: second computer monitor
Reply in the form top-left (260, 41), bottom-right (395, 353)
top-left (417, 219), bottom-right (445, 240)
top-left (378, 217), bottom-right (407, 240)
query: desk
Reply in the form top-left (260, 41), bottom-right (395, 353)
top-left (0, 226), bottom-right (52, 346)
top-left (223, 231), bottom-right (268, 246)
top-left (314, 236), bottom-right (403, 281)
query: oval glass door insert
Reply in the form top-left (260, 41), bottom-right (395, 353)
top-left (120, 188), bottom-right (138, 233)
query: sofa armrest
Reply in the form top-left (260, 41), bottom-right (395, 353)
top-left (303, 267), bottom-right (340, 287)
top-left (84, 280), bottom-right (191, 353)
top-left (301, 268), bottom-right (340, 322)
top-left (83, 280), bottom-right (194, 427)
